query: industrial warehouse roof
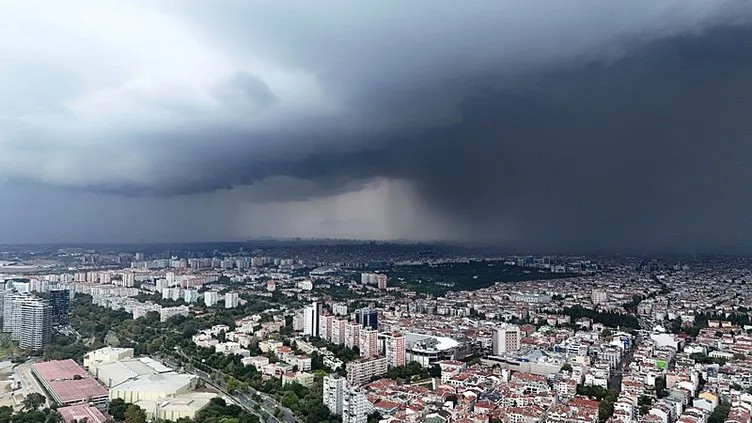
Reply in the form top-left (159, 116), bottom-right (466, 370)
top-left (135, 392), bottom-right (217, 415)
top-left (32, 359), bottom-right (109, 405)
top-left (58, 404), bottom-right (109, 423)
top-left (85, 346), bottom-right (132, 356)
top-left (49, 378), bottom-right (109, 404)
top-left (94, 357), bottom-right (173, 388)
top-left (33, 359), bottom-right (88, 381)
top-left (110, 372), bottom-right (196, 393)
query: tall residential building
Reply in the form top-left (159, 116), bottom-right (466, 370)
top-left (303, 302), bottom-right (322, 337)
top-left (184, 289), bottom-right (199, 304)
top-left (293, 312), bottom-right (304, 332)
top-left (332, 304), bottom-right (348, 316)
top-left (354, 309), bottom-right (378, 330)
top-left (319, 314), bottom-right (333, 341)
top-left (224, 292), bottom-right (239, 309)
top-left (3, 292), bottom-right (28, 336)
top-left (50, 289), bottom-right (70, 325)
top-left (346, 357), bottom-right (388, 386)
top-left (204, 291), bottom-right (219, 307)
top-left (358, 327), bottom-right (379, 358)
top-left (376, 274), bottom-right (388, 290)
top-left (360, 273), bottom-right (382, 286)
top-left (331, 318), bottom-right (346, 345)
top-left (591, 289), bottom-right (609, 306)
top-left (344, 321), bottom-right (360, 349)
top-left (19, 297), bottom-right (52, 350)
top-left (343, 385), bottom-right (372, 423)
top-left (383, 332), bottom-right (406, 367)
top-left (120, 272), bottom-right (135, 287)
top-left (492, 323), bottom-right (521, 355)
top-left (323, 374), bottom-right (347, 416)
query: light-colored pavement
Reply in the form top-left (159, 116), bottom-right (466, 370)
top-left (13, 361), bottom-right (50, 409)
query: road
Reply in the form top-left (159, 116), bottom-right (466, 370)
top-left (160, 351), bottom-right (301, 423)
top-left (13, 361), bottom-right (50, 409)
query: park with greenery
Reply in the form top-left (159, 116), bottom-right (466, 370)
top-left (387, 260), bottom-right (573, 295)
top-left (52, 294), bottom-right (337, 423)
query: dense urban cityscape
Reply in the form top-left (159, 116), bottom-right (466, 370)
top-left (1, 1), bottom-right (752, 423)
top-left (0, 243), bottom-right (748, 423)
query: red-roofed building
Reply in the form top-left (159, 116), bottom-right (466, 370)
top-left (58, 404), bottom-right (109, 423)
top-left (33, 359), bottom-right (88, 381)
top-left (49, 378), bottom-right (108, 406)
top-left (32, 360), bottom-right (109, 408)
top-left (473, 400), bottom-right (497, 415)
top-left (373, 400), bottom-right (401, 416)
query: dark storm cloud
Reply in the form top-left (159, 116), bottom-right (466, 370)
top-left (354, 26), bottom-right (752, 252)
top-left (2, 1), bottom-right (752, 248)
top-left (154, 24), bottom-right (752, 252)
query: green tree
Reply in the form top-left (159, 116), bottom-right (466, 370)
top-left (709, 404), bottom-right (731, 423)
top-left (22, 393), bottom-right (46, 411)
top-left (600, 328), bottom-right (613, 340)
top-left (368, 411), bottom-right (383, 423)
top-left (109, 398), bottom-right (128, 420)
top-left (227, 378), bottom-right (239, 393)
top-left (655, 376), bottom-right (668, 398)
top-left (124, 405), bottom-right (146, 423)
top-left (281, 392), bottom-right (299, 409)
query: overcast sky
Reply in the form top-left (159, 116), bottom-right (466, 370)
top-left (1, 1), bottom-right (752, 252)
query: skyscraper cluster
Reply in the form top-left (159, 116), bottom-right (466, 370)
top-left (360, 273), bottom-right (387, 290)
top-left (1, 291), bottom-right (62, 350)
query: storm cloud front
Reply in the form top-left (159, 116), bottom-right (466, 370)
top-left (0, 1), bottom-right (751, 252)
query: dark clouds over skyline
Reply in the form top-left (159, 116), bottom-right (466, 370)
top-left (1, 1), bottom-right (752, 252)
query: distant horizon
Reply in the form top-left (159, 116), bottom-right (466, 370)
top-left (1, 238), bottom-right (751, 257)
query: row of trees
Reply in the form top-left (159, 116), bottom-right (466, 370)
top-left (180, 343), bottom-right (338, 423)
top-left (385, 361), bottom-right (440, 382)
top-left (562, 306), bottom-right (640, 329)
top-left (307, 336), bottom-right (360, 363)
top-left (0, 406), bottom-right (61, 423)
top-left (389, 261), bottom-right (573, 295)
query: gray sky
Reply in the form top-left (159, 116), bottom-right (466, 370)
top-left (1, 1), bottom-right (751, 251)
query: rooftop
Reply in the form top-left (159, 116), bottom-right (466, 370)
top-left (33, 359), bottom-right (88, 382)
top-left (110, 372), bottom-right (196, 393)
top-left (49, 378), bottom-right (109, 404)
top-left (58, 404), bottom-right (109, 423)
